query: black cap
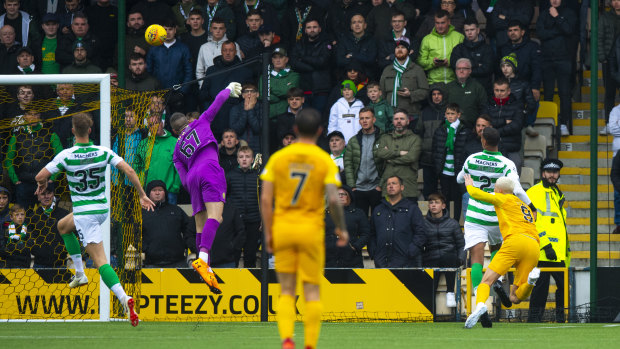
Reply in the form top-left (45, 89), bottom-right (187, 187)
top-left (541, 158), bottom-right (563, 172)
top-left (257, 24), bottom-right (273, 34)
top-left (327, 130), bottom-right (345, 141)
top-left (42, 12), bottom-right (59, 23)
top-left (72, 39), bottom-right (90, 52)
top-left (16, 46), bottom-right (33, 56)
top-left (339, 184), bottom-right (354, 205)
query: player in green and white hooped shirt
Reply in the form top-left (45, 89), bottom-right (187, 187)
top-left (35, 113), bottom-right (155, 327)
top-left (456, 127), bottom-right (536, 293)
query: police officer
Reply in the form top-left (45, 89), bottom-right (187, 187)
top-left (526, 158), bottom-right (570, 323)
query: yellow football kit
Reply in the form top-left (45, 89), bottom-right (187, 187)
top-left (467, 185), bottom-right (540, 287)
top-left (260, 142), bottom-right (341, 284)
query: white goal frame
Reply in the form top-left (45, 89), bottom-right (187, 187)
top-left (0, 74), bottom-right (112, 321)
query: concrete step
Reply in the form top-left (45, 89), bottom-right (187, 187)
top-left (563, 143), bottom-right (615, 151)
top-left (568, 207), bottom-right (613, 218)
top-left (569, 224), bottom-right (616, 233)
top-left (563, 190), bottom-right (614, 200)
top-left (572, 108), bottom-right (604, 119)
top-left (570, 126), bottom-right (612, 136)
top-left (562, 135), bottom-right (613, 143)
top-left (583, 70), bottom-right (603, 78)
top-left (560, 174), bottom-right (610, 184)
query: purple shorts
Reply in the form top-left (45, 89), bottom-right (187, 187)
top-left (186, 160), bottom-right (226, 215)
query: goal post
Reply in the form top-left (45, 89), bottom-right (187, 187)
top-left (0, 74), bottom-right (111, 321)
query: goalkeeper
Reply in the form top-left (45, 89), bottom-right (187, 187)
top-left (170, 82), bottom-right (242, 294)
top-left (463, 174), bottom-right (541, 329)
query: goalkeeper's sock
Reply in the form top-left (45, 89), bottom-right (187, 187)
top-left (277, 295), bottom-right (296, 342)
top-left (200, 219), bottom-right (219, 253)
top-left (99, 264), bottom-right (127, 298)
top-left (471, 263), bottom-right (483, 290)
top-left (62, 233), bottom-right (84, 275)
top-left (490, 250), bottom-right (498, 261)
top-left (304, 301), bottom-right (322, 349)
top-left (515, 283), bottom-right (535, 301)
top-left (475, 283), bottom-right (490, 304)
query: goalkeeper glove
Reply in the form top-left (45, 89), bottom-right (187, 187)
top-left (542, 243), bottom-right (557, 261)
top-left (226, 82), bottom-right (242, 98)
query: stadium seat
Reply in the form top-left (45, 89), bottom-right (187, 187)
top-left (524, 135), bottom-right (546, 180)
top-left (520, 167), bottom-right (535, 190)
top-left (536, 101), bottom-right (558, 148)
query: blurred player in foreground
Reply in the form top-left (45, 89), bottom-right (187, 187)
top-left (260, 108), bottom-right (349, 349)
top-left (35, 113), bottom-right (155, 327)
top-left (170, 82), bottom-right (242, 294)
top-left (463, 174), bottom-right (541, 329)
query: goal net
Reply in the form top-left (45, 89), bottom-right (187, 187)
top-left (0, 74), bottom-right (166, 321)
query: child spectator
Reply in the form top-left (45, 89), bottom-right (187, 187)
top-left (366, 81), bottom-right (393, 132)
top-left (328, 80), bottom-right (364, 143)
top-left (0, 187), bottom-right (11, 227)
top-left (276, 87), bottom-right (305, 152)
top-left (500, 53), bottom-right (538, 137)
top-left (0, 204), bottom-right (30, 268)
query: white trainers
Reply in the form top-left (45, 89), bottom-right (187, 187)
top-left (560, 124), bottom-right (570, 137)
top-left (446, 292), bottom-right (456, 308)
top-left (600, 125), bottom-right (610, 135)
top-left (465, 302), bottom-right (488, 329)
top-left (122, 296), bottom-right (139, 327)
top-left (528, 268), bottom-right (541, 285)
top-left (68, 273), bottom-right (88, 288)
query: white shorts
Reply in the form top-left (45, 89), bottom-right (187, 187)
top-left (74, 213), bottom-right (108, 247)
top-left (463, 221), bottom-right (502, 250)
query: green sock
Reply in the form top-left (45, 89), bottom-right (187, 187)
top-left (471, 263), bottom-right (483, 289)
top-left (61, 233), bottom-right (82, 256)
top-left (99, 264), bottom-right (120, 289)
top-left (490, 250), bottom-right (498, 261)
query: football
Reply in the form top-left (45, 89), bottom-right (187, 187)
top-left (145, 24), bottom-right (167, 46)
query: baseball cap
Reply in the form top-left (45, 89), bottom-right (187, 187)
top-left (272, 46), bottom-right (287, 57)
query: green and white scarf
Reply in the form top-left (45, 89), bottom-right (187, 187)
top-left (270, 66), bottom-right (290, 78)
top-left (442, 118), bottom-right (460, 176)
top-left (7, 222), bottom-right (27, 242)
top-left (391, 57), bottom-right (409, 107)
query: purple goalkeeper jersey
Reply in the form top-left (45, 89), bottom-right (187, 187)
top-left (173, 88), bottom-right (230, 186)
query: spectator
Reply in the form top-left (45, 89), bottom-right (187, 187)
top-left (489, 0), bottom-right (534, 50)
top-left (328, 80), bottom-right (364, 143)
top-left (328, 131), bottom-right (347, 182)
top-left (56, 12), bottom-right (103, 70)
top-left (499, 20), bottom-right (542, 104)
top-left (225, 146), bottom-right (261, 267)
top-left (527, 158), bottom-right (569, 323)
top-left (124, 10), bottom-right (150, 68)
top-left (280, 0), bottom-right (325, 48)
top-left (415, 0), bottom-right (474, 40)
top-left (209, 202), bottom-right (246, 268)
top-left (0, 204), bottom-right (30, 268)
top-left (27, 182), bottom-right (70, 268)
top-left (125, 53), bottom-right (161, 91)
top-left (5, 110), bottom-right (63, 209)
top-left (499, 53), bottom-right (538, 136)
top-left (325, 185), bottom-right (370, 268)
top-left (11, 46), bottom-right (40, 74)
top-left (136, 113), bottom-right (182, 204)
top-left (344, 107), bottom-right (384, 216)
top-left (366, 81), bottom-right (393, 132)
top-left (376, 108), bottom-right (422, 201)
top-left (599, 0), bottom-right (620, 135)
top-left (377, 10), bottom-right (415, 72)
top-left (280, 129), bottom-right (296, 148)
top-left (58, 0), bottom-right (83, 36)
top-left (31, 13), bottom-right (60, 74)
top-left (195, 17), bottom-right (241, 87)
top-left (0, 0), bottom-right (40, 46)
top-left (0, 25), bottom-right (22, 74)
top-left (366, 0), bottom-right (417, 41)
top-left (203, 0), bottom-right (236, 40)
top-left (172, 0), bottom-right (202, 36)
top-left (112, 106), bottom-right (144, 188)
top-left (536, 0), bottom-right (577, 136)
top-left (142, 180), bottom-right (196, 268)
top-left (369, 175), bottom-right (426, 267)
top-left (487, 77), bottom-right (524, 172)
top-left (275, 87), bottom-right (304, 153)
top-left (417, 9), bottom-right (464, 85)
top-left (235, 9), bottom-right (263, 57)
top-left (415, 85), bottom-right (447, 199)
top-left (243, 23), bottom-right (281, 60)
top-left (431, 103), bottom-right (470, 221)
top-left (336, 13), bottom-right (378, 80)
top-left (146, 18), bottom-right (193, 112)
top-left (379, 36), bottom-right (428, 117)
top-left (130, 0), bottom-right (174, 27)
top-left (84, 0), bottom-right (117, 70)
top-left (180, 9), bottom-right (209, 75)
top-left (3, 84), bottom-right (34, 123)
top-left (0, 187), bottom-right (10, 227)
top-left (422, 192), bottom-right (465, 309)
top-left (61, 39), bottom-right (102, 73)
top-left (326, 60), bottom-right (371, 113)
top-left (445, 57), bottom-right (487, 129)
top-left (290, 18), bottom-right (333, 115)
top-left (44, 83), bottom-right (82, 148)
top-left (327, 0), bottom-right (372, 42)
top-left (218, 128), bottom-right (244, 173)
top-left (609, 105), bottom-right (620, 234)
top-left (229, 82), bottom-right (262, 153)
top-left (234, 0), bottom-right (279, 39)
top-left (259, 46), bottom-right (300, 119)
top-left (450, 17), bottom-right (495, 95)
top-left (461, 114), bottom-right (491, 163)
top-left (199, 40), bottom-right (251, 140)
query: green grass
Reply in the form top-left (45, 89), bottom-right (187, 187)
top-left (1, 322), bottom-right (619, 348)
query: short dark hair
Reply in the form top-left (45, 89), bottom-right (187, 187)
top-left (391, 9), bottom-right (405, 19)
top-left (359, 107), bottom-right (375, 116)
top-left (162, 17), bottom-right (176, 28)
top-left (222, 128), bottom-right (237, 137)
top-left (387, 175), bottom-right (403, 185)
top-left (434, 9), bottom-right (450, 19)
top-left (242, 82), bottom-right (257, 91)
top-left (393, 108), bottom-right (409, 117)
top-left (127, 9), bottom-right (143, 18)
top-left (477, 114), bottom-right (492, 124)
top-left (128, 52), bottom-right (145, 62)
top-left (482, 127), bottom-right (500, 147)
top-left (507, 19), bottom-right (526, 31)
top-left (222, 40), bottom-right (236, 49)
top-left (295, 108), bottom-right (322, 137)
top-left (493, 76), bottom-right (510, 87)
top-left (211, 17), bottom-right (225, 25)
top-left (304, 17), bottom-right (321, 28)
top-left (446, 103), bottom-right (460, 114)
top-left (286, 87), bottom-right (304, 99)
top-left (72, 12), bottom-right (88, 23)
top-left (189, 9), bottom-right (203, 18)
top-left (366, 81), bottom-right (381, 90)
top-left (246, 9), bottom-right (262, 18)
top-left (464, 17), bottom-right (479, 27)
top-left (428, 192), bottom-right (446, 204)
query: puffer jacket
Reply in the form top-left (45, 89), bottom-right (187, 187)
top-left (489, 0), bottom-right (534, 49)
top-left (417, 25), bottom-right (464, 85)
top-left (536, 4), bottom-right (577, 61)
top-left (344, 126), bottom-right (384, 187)
top-left (431, 120), bottom-right (471, 175)
top-left (336, 31), bottom-right (379, 79)
top-left (598, 9), bottom-right (620, 63)
top-left (328, 97), bottom-right (365, 143)
top-left (508, 76), bottom-right (537, 117)
top-left (225, 167), bottom-right (261, 223)
top-left (486, 95), bottom-right (524, 153)
top-left (290, 33), bottom-right (333, 94)
top-left (422, 209), bottom-right (465, 264)
top-left (499, 37), bottom-right (542, 90)
top-left (449, 34), bottom-right (495, 93)
top-left (325, 203), bottom-right (370, 268)
top-left (369, 197), bottom-right (426, 268)
top-left (415, 86), bottom-right (448, 168)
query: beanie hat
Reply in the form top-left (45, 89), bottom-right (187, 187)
top-left (500, 53), bottom-right (518, 72)
top-left (341, 80), bottom-right (357, 94)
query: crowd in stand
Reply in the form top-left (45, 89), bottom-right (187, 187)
top-left (0, 0), bottom-right (594, 303)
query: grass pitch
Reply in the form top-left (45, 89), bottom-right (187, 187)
top-left (1, 321), bottom-right (619, 348)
